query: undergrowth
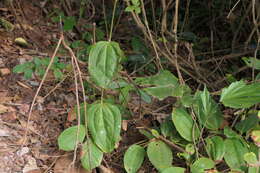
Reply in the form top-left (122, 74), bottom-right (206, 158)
top-left (11, 0), bottom-right (260, 172)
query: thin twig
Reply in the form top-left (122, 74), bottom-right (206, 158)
top-left (22, 36), bottom-right (62, 145)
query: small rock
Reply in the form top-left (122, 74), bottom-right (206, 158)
top-left (17, 147), bottom-right (30, 156)
top-left (0, 129), bottom-right (10, 137)
top-left (0, 68), bottom-right (11, 76)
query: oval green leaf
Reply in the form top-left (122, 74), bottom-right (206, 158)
top-left (220, 81), bottom-right (260, 108)
top-left (81, 139), bottom-right (103, 171)
top-left (191, 157), bottom-right (215, 173)
top-left (224, 138), bottom-right (248, 169)
top-left (172, 108), bottom-right (200, 141)
top-left (124, 144), bottom-right (145, 173)
top-left (194, 87), bottom-right (223, 130)
top-left (87, 102), bottom-right (121, 152)
top-left (206, 136), bottom-right (225, 161)
top-left (147, 140), bottom-right (173, 171)
top-left (161, 166), bottom-right (185, 173)
top-left (235, 114), bottom-right (259, 134)
top-left (58, 125), bottom-right (86, 151)
top-left (88, 41), bottom-right (124, 88)
top-left (243, 152), bottom-right (258, 164)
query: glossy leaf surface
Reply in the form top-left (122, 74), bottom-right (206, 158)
top-left (88, 41), bottom-right (124, 88)
top-left (88, 102), bottom-right (121, 152)
top-left (81, 140), bottom-right (103, 171)
top-left (172, 108), bottom-right (200, 141)
top-left (191, 157), bottom-right (215, 173)
top-left (224, 138), bottom-right (248, 169)
top-left (58, 125), bottom-right (85, 151)
top-left (147, 140), bottom-right (173, 171)
top-left (220, 81), bottom-right (260, 108)
top-left (206, 136), bottom-right (225, 161)
top-left (124, 144), bottom-right (145, 173)
top-left (161, 166), bottom-right (185, 173)
top-left (194, 87), bottom-right (223, 130)
top-left (235, 114), bottom-right (259, 134)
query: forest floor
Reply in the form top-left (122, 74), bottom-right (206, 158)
top-left (0, 2), bottom-right (152, 173)
top-left (0, 1), bottom-right (259, 173)
top-left (0, 2), bottom-right (86, 173)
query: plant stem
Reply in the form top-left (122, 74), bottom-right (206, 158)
top-left (109, 0), bottom-right (118, 41)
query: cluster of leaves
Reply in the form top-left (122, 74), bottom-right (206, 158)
top-left (125, 0), bottom-right (141, 14)
top-left (13, 1), bottom-right (260, 172)
top-left (56, 36), bottom-right (260, 172)
top-left (13, 57), bottom-right (67, 80)
top-left (57, 41), bottom-right (124, 170)
top-left (122, 73), bottom-right (260, 173)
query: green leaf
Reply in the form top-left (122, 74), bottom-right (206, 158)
top-left (224, 127), bottom-right (241, 139)
top-left (138, 89), bottom-right (152, 103)
top-left (172, 84), bottom-right (191, 97)
top-left (124, 144), bottom-right (145, 173)
top-left (147, 140), bottom-right (173, 171)
top-left (244, 152), bottom-right (258, 164)
top-left (180, 94), bottom-right (194, 107)
top-left (139, 129), bottom-right (154, 139)
top-left (87, 102), bottom-right (121, 152)
top-left (172, 108), bottom-right (200, 141)
top-left (13, 64), bottom-right (27, 73)
top-left (220, 81), bottom-right (260, 108)
top-left (206, 136), bottom-right (225, 161)
top-left (149, 70), bottom-right (178, 86)
top-left (33, 57), bottom-right (42, 66)
top-left (140, 70), bottom-right (179, 100)
top-left (256, 72), bottom-right (260, 80)
top-left (36, 67), bottom-right (45, 77)
top-left (228, 169), bottom-right (244, 173)
top-left (81, 139), bottom-right (103, 171)
top-left (58, 125), bottom-right (86, 151)
top-left (63, 16), bottom-right (76, 31)
top-left (88, 41), bottom-right (124, 88)
top-left (161, 167), bottom-right (185, 173)
top-left (143, 86), bottom-right (175, 100)
top-left (248, 167), bottom-right (259, 173)
top-left (151, 129), bottom-right (160, 138)
top-left (137, 71), bottom-right (191, 100)
top-left (125, 6), bottom-right (136, 12)
top-left (134, 7), bottom-right (141, 14)
top-left (131, 0), bottom-right (140, 6)
top-left (53, 69), bottom-right (63, 80)
top-left (242, 57), bottom-right (260, 70)
top-left (191, 157), bottom-right (215, 173)
top-left (224, 138), bottom-right (248, 169)
top-left (194, 87), bottom-right (223, 130)
top-left (24, 69), bottom-right (33, 79)
top-left (235, 114), bottom-right (259, 134)
top-left (13, 62), bottom-right (33, 73)
top-left (160, 120), bottom-right (175, 138)
top-left (136, 70), bottom-right (178, 86)
top-left (119, 85), bottom-right (133, 105)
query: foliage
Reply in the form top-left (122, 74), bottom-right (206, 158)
top-left (125, 0), bottom-right (141, 14)
top-left (124, 144), bottom-right (145, 173)
top-left (13, 57), bottom-right (67, 80)
top-left (13, 1), bottom-right (260, 172)
top-left (54, 38), bottom-right (259, 171)
top-left (55, 38), bottom-right (260, 171)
